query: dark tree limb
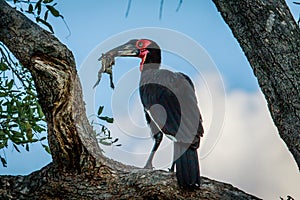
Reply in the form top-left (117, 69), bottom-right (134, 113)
top-left (212, 0), bottom-right (300, 170)
top-left (0, 0), bottom-right (103, 172)
top-left (0, 163), bottom-right (260, 200)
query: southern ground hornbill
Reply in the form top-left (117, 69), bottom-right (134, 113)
top-left (102, 39), bottom-right (204, 188)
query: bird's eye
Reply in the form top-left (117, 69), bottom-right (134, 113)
top-left (138, 42), bottom-right (143, 48)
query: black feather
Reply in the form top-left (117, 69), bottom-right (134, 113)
top-left (174, 143), bottom-right (200, 188)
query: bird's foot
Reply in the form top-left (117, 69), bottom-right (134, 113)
top-left (143, 163), bottom-right (154, 170)
top-left (168, 167), bottom-right (174, 172)
top-left (168, 162), bottom-right (175, 172)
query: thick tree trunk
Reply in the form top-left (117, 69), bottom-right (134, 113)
top-left (0, 0), bottom-right (103, 172)
top-left (212, 0), bottom-right (300, 170)
top-left (0, 0), bottom-right (261, 199)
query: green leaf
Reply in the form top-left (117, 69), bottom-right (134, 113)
top-left (25, 144), bottom-right (29, 151)
top-left (36, 17), bottom-right (54, 33)
top-left (26, 89), bottom-right (37, 97)
top-left (98, 116), bottom-right (114, 123)
top-left (6, 106), bottom-right (12, 116)
top-left (35, 0), bottom-right (42, 15)
top-left (30, 139), bottom-right (39, 142)
top-left (99, 138), bottom-right (112, 146)
top-left (13, 144), bottom-right (20, 153)
top-left (42, 144), bottom-right (51, 154)
top-left (40, 136), bottom-right (47, 141)
top-left (25, 122), bottom-right (33, 141)
top-left (11, 130), bottom-right (23, 137)
top-left (44, 10), bottom-right (49, 21)
top-left (0, 156), bottom-right (7, 167)
top-left (37, 103), bottom-right (44, 118)
top-left (0, 91), bottom-right (7, 97)
top-left (28, 4), bottom-right (33, 13)
top-left (97, 106), bottom-right (104, 116)
top-left (0, 131), bottom-right (5, 137)
top-left (9, 123), bottom-right (19, 128)
top-left (0, 142), bottom-right (6, 149)
top-left (46, 5), bottom-right (60, 17)
top-left (7, 80), bottom-right (14, 90)
top-left (32, 124), bottom-right (46, 133)
top-left (112, 138), bottom-right (119, 143)
top-left (43, 0), bottom-right (54, 3)
top-left (0, 62), bottom-right (9, 71)
top-left (101, 125), bottom-right (105, 132)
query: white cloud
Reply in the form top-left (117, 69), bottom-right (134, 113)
top-left (100, 73), bottom-right (300, 199)
top-left (201, 89), bottom-right (299, 199)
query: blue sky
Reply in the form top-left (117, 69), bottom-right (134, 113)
top-left (1, 1), bottom-right (300, 199)
top-left (54, 0), bottom-right (256, 91)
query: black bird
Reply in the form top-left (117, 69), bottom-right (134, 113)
top-left (106, 39), bottom-right (204, 188)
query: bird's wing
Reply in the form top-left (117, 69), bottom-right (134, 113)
top-left (140, 69), bottom-right (203, 147)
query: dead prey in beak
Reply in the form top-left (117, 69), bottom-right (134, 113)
top-left (93, 53), bottom-right (115, 89)
top-left (93, 42), bottom-right (139, 89)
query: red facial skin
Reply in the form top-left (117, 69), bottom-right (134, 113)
top-left (136, 39), bottom-right (151, 71)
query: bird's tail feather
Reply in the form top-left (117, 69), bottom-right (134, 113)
top-left (175, 144), bottom-right (200, 188)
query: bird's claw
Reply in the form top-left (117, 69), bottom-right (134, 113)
top-left (143, 164), bottom-right (154, 170)
top-left (168, 167), bottom-right (174, 172)
top-left (168, 162), bottom-right (175, 172)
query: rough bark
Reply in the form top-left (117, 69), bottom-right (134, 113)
top-left (212, 0), bottom-right (300, 170)
top-left (0, 0), bottom-right (103, 172)
top-left (0, 163), bottom-right (259, 200)
top-left (0, 0), bottom-right (262, 199)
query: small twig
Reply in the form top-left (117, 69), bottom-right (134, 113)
top-left (159, 0), bottom-right (164, 20)
top-left (0, 44), bottom-right (29, 89)
top-left (125, 0), bottom-right (132, 18)
top-left (61, 17), bottom-right (71, 39)
top-left (176, 0), bottom-right (183, 12)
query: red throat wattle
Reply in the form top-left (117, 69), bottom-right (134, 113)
top-left (135, 39), bottom-right (152, 71)
top-left (139, 49), bottom-right (149, 71)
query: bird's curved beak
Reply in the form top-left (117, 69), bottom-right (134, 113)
top-left (100, 43), bottom-right (140, 60)
top-left (116, 43), bottom-right (140, 57)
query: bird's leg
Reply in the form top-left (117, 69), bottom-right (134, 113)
top-left (144, 152), bottom-right (155, 169)
top-left (144, 132), bottom-right (163, 169)
top-left (168, 161), bottom-right (175, 172)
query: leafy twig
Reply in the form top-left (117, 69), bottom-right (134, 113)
top-left (176, 0), bottom-right (183, 12)
top-left (159, 0), bottom-right (164, 20)
top-left (125, 0), bottom-right (132, 18)
top-left (92, 106), bottom-right (121, 147)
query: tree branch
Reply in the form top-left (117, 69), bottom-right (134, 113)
top-left (0, 163), bottom-right (260, 199)
top-left (0, 0), bottom-right (103, 172)
top-left (212, 0), bottom-right (300, 170)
